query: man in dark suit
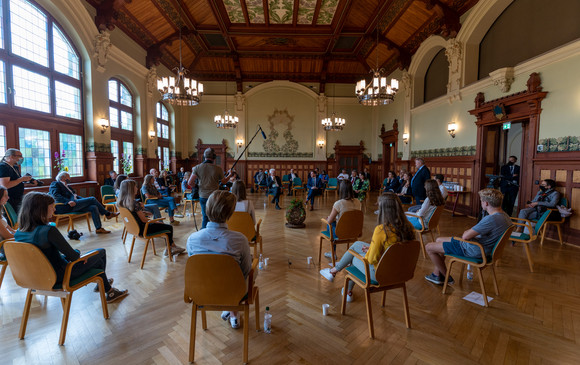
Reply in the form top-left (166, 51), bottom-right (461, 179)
top-left (410, 157), bottom-right (430, 206)
top-left (50, 172), bottom-right (118, 234)
top-left (500, 155), bottom-right (520, 216)
top-left (305, 171), bottom-right (323, 211)
top-left (104, 170), bottom-right (117, 186)
top-left (267, 168), bottom-right (282, 210)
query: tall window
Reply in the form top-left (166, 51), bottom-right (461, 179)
top-left (156, 102), bottom-right (169, 139)
top-left (18, 127), bottom-right (51, 179)
top-left (122, 141), bottom-right (133, 174)
top-left (0, 125), bottom-right (6, 157)
top-left (163, 146), bottom-right (170, 170)
top-left (111, 140), bottom-right (119, 173)
top-left (59, 133), bottom-right (83, 177)
top-left (109, 78), bottom-right (134, 175)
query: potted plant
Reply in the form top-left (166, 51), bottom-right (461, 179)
top-left (285, 198), bottom-right (306, 228)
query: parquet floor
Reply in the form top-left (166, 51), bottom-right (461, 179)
top-left (1, 191), bottom-right (580, 364)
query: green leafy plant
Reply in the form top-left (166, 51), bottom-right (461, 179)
top-left (285, 198), bottom-right (306, 221)
top-left (53, 151), bottom-right (68, 172)
top-left (120, 153), bottom-right (132, 174)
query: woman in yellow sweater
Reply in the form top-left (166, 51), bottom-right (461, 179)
top-left (320, 192), bottom-right (416, 302)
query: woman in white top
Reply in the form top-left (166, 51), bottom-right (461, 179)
top-left (326, 180), bottom-right (359, 235)
top-left (231, 181), bottom-right (255, 224)
top-left (405, 179), bottom-right (445, 230)
top-left (0, 186), bottom-right (15, 240)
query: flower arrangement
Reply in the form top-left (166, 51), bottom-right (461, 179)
top-left (285, 198), bottom-right (306, 228)
top-left (54, 151), bottom-right (68, 172)
top-left (120, 153), bottom-right (132, 174)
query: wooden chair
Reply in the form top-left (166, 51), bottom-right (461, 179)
top-left (319, 209), bottom-right (364, 267)
top-left (0, 239), bottom-right (8, 290)
top-left (3, 202), bottom-right (18, 229)
top-left (3, 240), bottom-right (109, 345)
top-left (324, 178), bottom-right (338, 199)
top-left (292, 177), bottom-right (305, 196)
top-left (405, 205), bottom-right (445, 258)
top-left (100, 185), bottom-right (118, 221)
top-left (181, 189), bottom-right (199, 216)
top-left (341, 240), bottom-right (421, 339)
top-left (540, 197), bottom-right (568, 245)
top-left (227, 212), bottom-right (263, 257)
top-left (509, 210), bottom-right (551, 273)
top-left (118, 207), bottom-right (172, 269)
top-left (281, 174), bottom-right (290, 190)
top-left (184, 255), bottom-right (260, 364)
top-left (442, 225), bottom-right (515, 307)
top-left (53, 203), bottom-right (92, 232)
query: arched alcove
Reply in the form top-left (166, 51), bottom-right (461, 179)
top-left (408, 35), bottom-right (448, 108)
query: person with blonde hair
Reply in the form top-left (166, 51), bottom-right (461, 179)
top-left (186, 190), bottom-right (251, 329)
top-left (424, 188), bottom-right (512, 285)
top-left (231, 180), bottom-right (255, 223)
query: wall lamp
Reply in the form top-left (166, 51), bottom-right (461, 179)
top-left (402, 133), bottom-right (409, 144)
top-left (98, 118), bottom-right (109, 134)
top-left (448, 122), bottom-right (457, 138)
top-left (317, 140), bottom-right (325, 149)
top-left (149, 130), bottom-right (156, 142)
top-left (236, 139), bottom-right (244, 148)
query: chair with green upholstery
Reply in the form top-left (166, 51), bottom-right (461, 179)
top-left (53, 203), bottom-right (92, 232)
top-left (510, 210), bottom-right (551, 272)
top-left (291, 177), bottom-right (305, 196)
top-left (3, 202), bottom-right (18, 229)
top-left (539, 196), bottom-right (568, 245)
top-left (100, 185), bottom-right (118, 221)
top-left (325, 178), bottom-right (339, 199)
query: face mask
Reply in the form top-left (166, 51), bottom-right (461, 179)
top-left (507, 161), bottom-right (514, 166)
top-left (539, 186), bottom-right (547, 192)
top-left (15, 157), bottom-right (24, 165)
top-left (65, 179), bottom-right (71, 184)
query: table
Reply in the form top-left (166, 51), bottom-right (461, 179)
top-left (447, 190), bottom-right (468, 217)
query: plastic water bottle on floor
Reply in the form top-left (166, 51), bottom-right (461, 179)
top-left (466, 265), bottom-right (474, 280)
top-left (259, 254), bottom-right (264, 270)
top-left (263, 307), bottom-right (272, 333)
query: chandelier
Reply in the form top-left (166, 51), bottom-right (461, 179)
top-left (321, 81), bottom-right (346, 131)
top-left (157, 2), bottom-right (203, 106)
top-left (214, 79), bottom-right (238, 129)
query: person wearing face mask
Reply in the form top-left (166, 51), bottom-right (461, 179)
top-left (0, 148), bottom-right (38, 212)
top-left (515, 179), bottom-right (560, 232)
top-left (500, 155), bottom-right (520, 216)
top-left (49, 171), bottom-right (119, 234)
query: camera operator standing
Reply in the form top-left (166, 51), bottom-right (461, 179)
top-left (500, 155), bottom-right (520, 216)
top-left (0, 148), bottom-right (38, 212)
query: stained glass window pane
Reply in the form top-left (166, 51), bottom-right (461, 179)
top-left (0, 0), bottom-right (4, 49)
top-left (55, 81), bottom-right (81, 119)
top-left (0, 125), bottom-right (6, 157)
top-left (108, 79), bottom-right (118, 102)
top-left (162, 125), bottom-right (169, 139)
top-left (59, 133), bottom-right (83, 177)
top-left (109, 107), bottom-right (119, 128)
top-left (0, 61), bottom-right (5, 104)
top-left (10, 0), bottom-right (48, 67)
top-left (13, 65), bottom-right (50, 113)
top-left (18, 127), bottom-right (51, 179)
top-left (53, 24), bottom-right (79, 79)
top-left (111, 140), bottom-right (119, 173)
top-left (120, 84), bottom-right (132, 107)
top-left (163, 147), bottom-right (170, 171)
top-left (157, 146), bottom-right (162, 171)
top-left (157, 122), bottom-right (162, 139)
top-left (122, 141), bottom-right (133, 173)
top-left (120, 111), bottom-right (132, 131)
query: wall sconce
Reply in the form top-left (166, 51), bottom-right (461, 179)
top-left (448, 122), bottom-right (457, 138)
top-left (317, 140), bottom-right (325, 149)
top-left (402, 133), bottom-right (409, 144)
top-left (98, 118), bottom-right (109, 134)
top-left (236, 139), bottom-right (244, 148)
top-left (149, 130), bottom-right (156, 142)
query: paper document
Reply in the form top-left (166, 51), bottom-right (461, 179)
top-left (463, 291), bottom-right (493, 306)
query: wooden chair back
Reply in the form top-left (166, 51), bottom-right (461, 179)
top-left (491, 225), bottom-right (515, 263)
top-left (184, 254), bottom-right (247, 306)
top-left (4, 241), bottom-right (57, 291)
top-left (101, 185), bottom-right (116, 203)
top-left (373, 240), bottom-right (420, 286)
top-left (533, 210), bottom-right (552, 236)
top-left (3, 202), bottom-right (18, 229)
top-left (118, 207), bottom-right (142, 237)
top-left (335, 209), bottom-right (364, 239)
top-left (227, 212), bottom-right (257, 241)
top-left (427, 205), bottom-right (445, 231)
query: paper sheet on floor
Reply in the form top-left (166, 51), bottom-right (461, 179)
top-left (463, 291), bottom-right (493, 306)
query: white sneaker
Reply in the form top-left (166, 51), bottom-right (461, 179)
top-left (174, 214), bottom-right (185, 218)
top-left (374, 210), bottom-right (379, 215)
top-left (230, 316), bottom-right (240, 329)
top-left (341, 288), bottom-right (353, 303)
top-left (221, 311), bottom-right (230, 321)
top-left (323, 252), bottom-right (337, 260)
top-left (320, 268), bottom-right (334, 282)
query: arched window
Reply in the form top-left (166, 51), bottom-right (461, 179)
top-left (156, 102), bottom-right (170, 170)
top-left (0, 0), bottom-right (83, 180)
top-left (109, 78), bottom-right (134, 174)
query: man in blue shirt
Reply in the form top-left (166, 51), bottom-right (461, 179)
top-left (306, 170), bottom-right (323, 211)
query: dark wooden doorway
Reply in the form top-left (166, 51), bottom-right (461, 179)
top-left (333, 141), bottom-right (365, 175)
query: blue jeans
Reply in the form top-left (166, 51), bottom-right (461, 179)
top-left (200, 197), bottom-right (209, 229)
top-left (335, 241), bottom-right (376, 291)
top-left (306, 188), bottom-right (321, 203)
top-left (69, 197), bottom-right (109, 229)
top-left (144, 204), bottom-right (162, 219)
top-left (407, 215), bottom-right (424, 230)
top-left (150, 197), bottom-right (177, 217)
top-left (69, 248), bottom-right (111, 292)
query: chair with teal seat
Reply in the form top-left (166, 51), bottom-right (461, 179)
top-left (340, 240), bottom-right (421, 339)
top-left (4, 240), bottom-right (109, 345)
top-left (325, 178), bottom-right (339, 199)
top-left (510, 210), bottom-right (551, 273)
top-left (291, 177), bottom-right (305, 196)
top-left (53, 203), bottom-right (92, 232)
top-left (3, 202), bottom-right (18, 229)
top-left (319, 209), bottom-right (364, 267)
top-left (442, 225), bottom-right (515, 307)
top-left (0, 239), bottom-right (9, 290)
top-left (100, 185), bottom-right (118, 221)
top-left (281, 174), bottom-right (290, 190)
top-left (405, 205), bottom-right (444, 259)
top-left (539, 196), bottom-right (568, 246)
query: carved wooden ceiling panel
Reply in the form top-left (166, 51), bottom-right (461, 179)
top-left (87, 0), bottom-right (479, 91)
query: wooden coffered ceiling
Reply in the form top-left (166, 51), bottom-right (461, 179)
top-left (87, 0), bottom-right (479, 92)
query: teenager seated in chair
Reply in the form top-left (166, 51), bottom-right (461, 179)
top-left (322, 180), bottom-right (359, 260)
top-left (382, 170), bottom-right (400, 193)
top-left (305, 170), bottom-right (323, 211)
top-left (405, 180), bottom-right (445, 230)
top-left (0, 187), bottom-right (15, 259)
top-left (14, 192), bottom-right (128, 303)
top-left (515, 179), bottom-right (560, 232)
top-left (118, 179), bottom-right (185, 257)
top-left (434, 174), bottom-right (448, 199)
top-left (320, 193), bottom-right (415, 302)
top-left (395, 172), bottom-right (413, 204)
top-left (353, 172), bottom-right (370, 202)
top-left (49, 172), bottom-right (119, 234)
top-left (186, 190), bottom-right (252, 329)
top-left (231, 181), bottom-right (255, 224)
top-left (141, 174), bottom-right (182, 225)
top-left (424, 188), bottom-right (512, 285)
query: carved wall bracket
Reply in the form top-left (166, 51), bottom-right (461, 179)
top-left (489, 67), bottom-right (515, 93)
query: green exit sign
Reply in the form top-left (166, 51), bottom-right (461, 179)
top-left (502, 122), bottom-right (511, 130)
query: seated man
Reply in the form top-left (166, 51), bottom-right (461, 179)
top-left (254, 168), bottom-right (267, 191)
top-left (516, 179), bottom-right (560, 232)
top-left (49, 172), bottom-right (119, 234)
top-left (382, 170), bottom-right (400, 192)
top-left (177, 167), bottom-right (186, 185)
top-left (424, 188), bottom-right (512, 285)
top-left (435, 174), bottom-right (448, 199)
top-left (267, 168), bottom-right (282, 210)
top-left (186, 190), bottom-right (251, 329)
top-left (305, 171), bottom-right (323, 211)
top-left (150, 168), bottom-right (170, 196)
top-left (104, 170), bottom-right (117, 186)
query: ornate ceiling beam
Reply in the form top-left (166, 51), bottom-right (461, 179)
top-left (262, 0), bottom-right (270, 25)
top-left (292, 0), bottom-right (300, 26)
top-left (378, 34), bottom-right (411, 70)
top-left (312, 0), bottom-right (323, 25)
top-left (232, 53), bottom-right (243, 92)
top-left (240, 0), bottom-right (251, 25)
top-left (418, 0), bottom-right (461, 38)
top-left (146, 28), bottom-right (197, 68)
top-left (325, 0), bottom-right (353, 54)
top-left (94, 0), bottom-right (132, 31)
top-left (319, 54), bottom-right (330, 94)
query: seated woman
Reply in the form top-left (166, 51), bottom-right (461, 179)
top-left (181, 171), bottom-right (200, 201)
top-left (118, 179), bottom-right (185, 257)
top-left (14, 192), bottom-right (128, 303)
top-left (353, 172), bottom-right (370, 202)
top-left (141, 174), bottom-right (181, 225)
top-left (320, 193), bottom-right (416, 302)
top-left (115, 175), bottom-right (161, 220)
top-left (186, 190), bottom-right (251, 329)
top-left (0, 187), bottom-right (16, 259)
top-left (113, 174), bottom-right (128, 196)
top-left (231, 180), bottom-right (255, 224)
top-left (405, 179), bottom-right (445, 230)
top-left (395, 172), bottom-right (413, 204)
top-left (382, 171), bottom-right (400, 193)
top-left (322, 180), bottom-right (359, 260)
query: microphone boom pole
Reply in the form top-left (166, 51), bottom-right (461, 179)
top-left (230, 125), bottom-right (266, 172)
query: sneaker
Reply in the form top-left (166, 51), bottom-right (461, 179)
top-left (174, 214), bottom-right (184, 218)
top-left (341, 288), bottom-right (353, 303)
top-left (446, 276), bottom-right (455, 285)
top-left (320, 268), bottom-right (334, 282)
top-left (94, 278), bottom-right (114, 292)
top-left (275, 205), bottom-right (281, 210)
top-left (323, 252), bottom-right (337, 260)
top-left (105, 212), bottom-right (120, 220)
top-left (106, 288), bottom-right (129, 303)
top-left (221, 311), bottom-right (230, 321)
top-left (96, 228), bottom-right (111, 234)
top-left (171, 245), bottom-right (186, 255)
top-left (374, 210), bottom-right (379, 215)
top-left (170, 220), bottom-right (180, 226)
top-left (229, 317), bottom-right (240, 329)
top-left (424, 273), bottom-right (444, 285)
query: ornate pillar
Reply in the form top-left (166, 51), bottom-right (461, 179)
top-left (317, 94), bottom-right (327, 160)
top-left (400, 70), bottom-right (412, 160)
top-left (445, 38), bottom-right (463, 103)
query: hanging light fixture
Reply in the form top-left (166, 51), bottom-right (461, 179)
top-left (322, 81), bottom-right (346, 131)
top-left (214, 79), bottom-right (238, 129)
top-left (355, 17), bottom-right (398, 106)
top-left (157, 1), bottom-right (203, 106)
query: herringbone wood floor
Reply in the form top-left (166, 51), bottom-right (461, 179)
top-left (1, 192), bottom-right (580, 364)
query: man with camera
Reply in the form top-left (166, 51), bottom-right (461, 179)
top-left (0, 148), bottom-right (38, 212)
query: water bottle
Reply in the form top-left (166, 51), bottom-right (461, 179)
top-left (263, 306), bottom-right (272, 333)
top-left (258, 254), bottom-right (264, 270)
top-left (466, 264), bottom-right (474, 280)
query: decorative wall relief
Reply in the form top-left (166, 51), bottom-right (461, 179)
top-left (411, 145), bottom-right (476, 158)
top-left (93, 30), bottom-right (112, 72)
top-left (445, 38), bottom-right (463, 103)
top-left (539, 136), bottom-right (580, 152)
top-left (86, 142), bottom-right (111, 153)
top-left (489, 67), bottom-right (515, 93)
